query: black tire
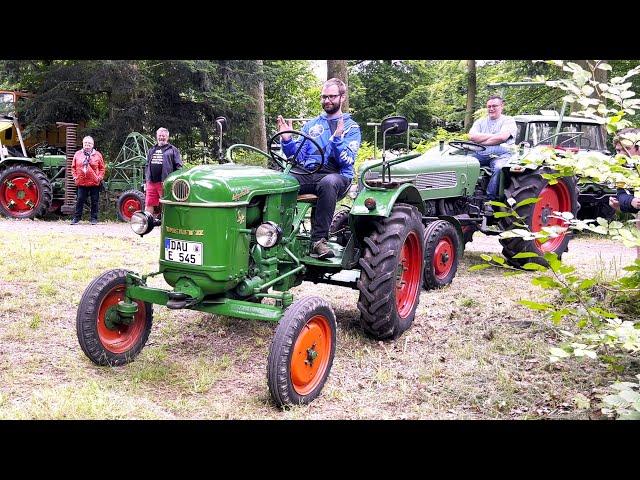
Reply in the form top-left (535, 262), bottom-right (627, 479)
top-left (357, 203), bottom-right (424, 340)
top-left (499, 170), bottom-right (579, 267)
top-left (329, 207), bottom-right (351, 247)
top-left (0, 164), bottom-right (52, 219)
top-left (267, 296), bottom-right (336, 407)
top-left (76, 269), bottom-right (153, 366)
top-left (423, 220), bottom-right (460, 290)
top-left (116, 189), bottom-right (146, 222)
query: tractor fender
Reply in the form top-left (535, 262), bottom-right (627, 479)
top-left (350, 183), bottom-right (425, 217)
top-left (0, 157), bottom-right (43, 171)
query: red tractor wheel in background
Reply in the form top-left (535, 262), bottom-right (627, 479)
top-left (499, 169), bottom-right (579, 267)
top-left (76, 269), bottom-right (153, 366)
top-left (0, 164), bottom-right (53, 219)
top-left (116, 189), bottom-right (145, 222)
top-left (357, 203), bottom-right (425, 340)
top-left (267, 296), bottom-right (336, 407)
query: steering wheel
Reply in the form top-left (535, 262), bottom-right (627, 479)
top-left (27, 141), bottom-right (50, 156)
top-left (448, 140), bottom-right (487, 153)
top-left (267, 130), bottom-right (325, 175)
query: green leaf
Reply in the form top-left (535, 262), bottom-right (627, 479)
top-left (522, 262), bottom-right (548, 271)
top-left (487, 200), bottom-right (508, 208)
top-left (515, 197), bottom-right (541, 208)
top-left (469, 264), bottom-right (493, 271)
top-left (493, 212), bottom-right (514, 219)
top-left (578, 279), bottom-right (596, 290)
top-left (480, 254), bottom-right (492, 262)
top-left (550, 308), bottom-right (572, 325)
top-left (512, 252), bottom-right (540, 259)
top-left (520, 300), bottom-right (553, 310)
top-left (549, 347), bottom-right (571, 358)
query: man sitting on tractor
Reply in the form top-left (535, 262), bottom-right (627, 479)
top-left (276, 77), bottom-right (361, 259)
top-left (468, 95), bottom-right (517, 212)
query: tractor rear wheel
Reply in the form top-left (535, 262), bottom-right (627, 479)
top-left (423, 220), bottom-right (460, 290)
top-left (357, 203), bottom-right (424, 340)
top-left (76, 269), bottom-right (153, 366)
top-left (0, 164), bottom-right (52, 219)
top-left (116, 189), bottom-right (145, 222)
top-left (499, 170), bottom-right (579, 267)
top-left (267, 296), bottom-right (336, 407)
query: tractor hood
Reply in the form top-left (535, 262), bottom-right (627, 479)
top-left (359, 146), bottom-right (481, 199)
top-left (163, 164), bottom-right (299, 205)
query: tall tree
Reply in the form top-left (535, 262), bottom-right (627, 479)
top-left (246, 60), bottom-right (267, 151)
top-left (327, 60), bottom-right (349, 112)
top-left (464, 60), bottom-right (476, 131)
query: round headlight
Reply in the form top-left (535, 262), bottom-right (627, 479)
top-left (130, 211), bottom-right (155, 236)
top-left (255, 221), bottom-right (282, 248)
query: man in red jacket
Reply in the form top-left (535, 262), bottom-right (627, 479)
top-left (71, 136), bottom-right (105, 225)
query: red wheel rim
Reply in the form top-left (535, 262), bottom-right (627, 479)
top-left (395, 231), bottom-right (422, 318)
top-left (0, 172), bottom-right (40, 215)
top-left (96, 284), bottom-right (146, 354)
top-left (531, 180), bottom-right (571, 252)
top-left (290, 314), bottom-right (332, 396)
top-left (433, 236), bottom-right (455, 279)
top-left (120, 197), bottom-right (142, 220)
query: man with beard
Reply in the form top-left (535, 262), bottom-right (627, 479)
top-left (276, 78), bottom-right (361, 259)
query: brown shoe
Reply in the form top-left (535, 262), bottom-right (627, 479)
top-left (312, 238), bottom-right (335, 259)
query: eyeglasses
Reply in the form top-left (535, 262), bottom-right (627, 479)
top-left (486, 104), bottom-right (502, 109)
top-left (320, 94), bottom-right (342, 101)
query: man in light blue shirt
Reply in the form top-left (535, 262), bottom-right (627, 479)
top-left (468, 95), bottom-right (517, 204)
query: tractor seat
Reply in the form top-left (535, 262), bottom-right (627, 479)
top-left (297, 194), bottom-right (318, 203)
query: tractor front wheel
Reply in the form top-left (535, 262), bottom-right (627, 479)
top-left (116, 189), bottom-right (146, 222)
top-left (423, 220), bottom-right (460, 290)
top-left (267, 296), bottom-right (336, 407)
top-left (0, 164), bottom-right (53, 219)
top-left (499, 170), bottom-right (579, 267)
top-left (76, 269), bottom-right (153, 366)
top-left (357, 203), bottom-right (424, 340)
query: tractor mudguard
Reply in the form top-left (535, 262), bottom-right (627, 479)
top-left (0, 157), bottom-right (43, 168)
top-left (350, 183), bottom-right (425, 217)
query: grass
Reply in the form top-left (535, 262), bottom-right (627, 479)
top-left (0, 220), bottom-right (638, 419)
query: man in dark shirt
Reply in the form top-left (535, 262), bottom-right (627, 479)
top-left (144, 127), bottom-right (183, 217)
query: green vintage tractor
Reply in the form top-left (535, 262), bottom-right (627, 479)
top-left (0, 115), bottom-right (153, 220)
top-left (75, 115), bottom-right (578, 408)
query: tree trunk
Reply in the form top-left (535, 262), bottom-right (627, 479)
top-left (464, 60), bottom-right (476, 132)
top-left (247, 60), bottom-right (267, 152)
top-left (327, 60), bottom-right (349, 112)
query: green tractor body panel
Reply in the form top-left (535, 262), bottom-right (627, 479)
top-left (360, 147), bottom-right (482, 202)
top-left (159, 164), bottom-right (300, 296)
top-left (351, 183), bottom-right (425, 216)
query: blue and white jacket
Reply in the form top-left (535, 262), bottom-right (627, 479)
top-left (281, 113), bottom-right (361, 180)
top-left (617, 188), bottom-right (639, 213)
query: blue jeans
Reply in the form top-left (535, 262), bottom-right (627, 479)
top-left (473, 152), bottom-right (511, 200)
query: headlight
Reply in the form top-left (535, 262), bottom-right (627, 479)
top-left (130, 211), bottom-right (155, 236)
top-left (255, 221), bottom-right (282, 248)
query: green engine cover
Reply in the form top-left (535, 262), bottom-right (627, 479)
top-left (158, 164), bottom-right (300, 295)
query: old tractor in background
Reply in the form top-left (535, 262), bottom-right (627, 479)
top-left (489, 81), bottom-right (616, 221)
top-left (0, 113), bottom-right (153, 221)
top-left (75, 113), bottom-right (578, 408)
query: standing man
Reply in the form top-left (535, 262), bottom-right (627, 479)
top-left (71, 136), bottom-right (105, 225)
top-left (145, 127), bottom-right (183, 217)
top-left (276, 77), bottom-right (361, 259)
top-left (468, 95), bottom-right (517, 211)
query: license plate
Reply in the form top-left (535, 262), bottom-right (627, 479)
top-left (164, 237), bottom-right (203, 265)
